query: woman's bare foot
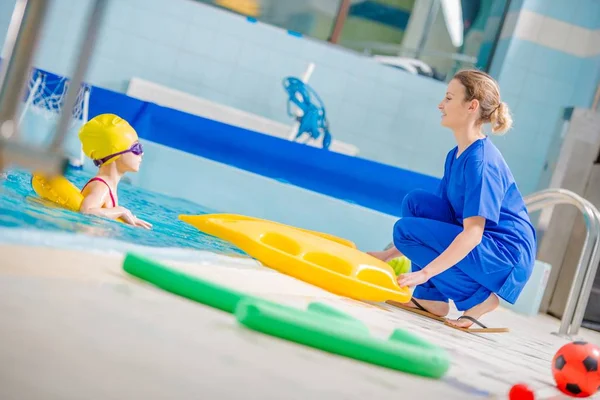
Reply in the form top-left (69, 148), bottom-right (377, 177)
top-left (367, 250), bottom-right (392, 262)
top-left (446, 293), bottom-right (499, 328)
top-left (367, 246), bottom-right (402, 263)
top-left (407, 298), bottom-right (449, 317)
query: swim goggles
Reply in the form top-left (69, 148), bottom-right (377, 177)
top-left (93, 142), bottom-right (144, 167)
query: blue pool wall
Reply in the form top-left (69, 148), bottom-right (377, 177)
top-left (3, 0), bottom-right (598, 197)
top-left (20, 104), bottom-right (400, 250)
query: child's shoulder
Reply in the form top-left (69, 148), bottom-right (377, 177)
top-left (82, 176), bottom-right (112, 193)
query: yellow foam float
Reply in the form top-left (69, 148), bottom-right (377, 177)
top-left (207, 214), bottom-right (358, 249)
top-left (179, 213), bottom-right (411, 303)
top-left (31, 172), bottom-right (124, 223)
top-left (31, 173), bottom-right (85, 212)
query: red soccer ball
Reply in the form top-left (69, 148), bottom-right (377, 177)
top-left (552, 341), bottom-right (600, 398)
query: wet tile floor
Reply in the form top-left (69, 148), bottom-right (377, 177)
top-left (1, 245), bottom-right (598, 400)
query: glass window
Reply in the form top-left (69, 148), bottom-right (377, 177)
top-left (340, 0), bottom-right (512, 81)
top-left (196, 0), bottom-right (343, 41)
top-left (193, 0), bottom-right (511, 81)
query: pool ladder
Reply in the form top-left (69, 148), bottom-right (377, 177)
top-left (0, 0), bottom-right (107, 175)
top-left (523, 189), bottom-right (600, 338)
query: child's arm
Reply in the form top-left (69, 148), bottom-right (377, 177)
top-left (80, 184), bottom-right (152, 229)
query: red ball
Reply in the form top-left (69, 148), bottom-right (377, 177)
top-left (509, 383), bottom-right (534, 400)
top-left (552, 341), bottom-right (600, 398)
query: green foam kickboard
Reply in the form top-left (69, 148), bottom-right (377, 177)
top-left (388, 328), bottom-right (440, 351)
top-left (123, 253), bottom-right (368, 334)
top-left (122, 253), bottom-right (450, 379)
top-left (236, 298), bottom-right (449, 379)
top-left (123, 253), bottom-right (249, 313)
top-left (306, 302), bottom-right (370, 334)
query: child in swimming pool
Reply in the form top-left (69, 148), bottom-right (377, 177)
top-left (78, 113), bottom-right (152, 229)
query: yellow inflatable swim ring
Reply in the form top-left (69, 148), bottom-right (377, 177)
top-left (31, 173), bottom-right (84, 212)
top-left (31, 172), bottom-right (124, 223)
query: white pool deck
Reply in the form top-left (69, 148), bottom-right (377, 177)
top-left (0, 244), bottom-right (599, 400)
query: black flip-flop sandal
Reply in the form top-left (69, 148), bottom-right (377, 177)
top-left (386, 298), bottom-right (447, 322)
top-left (444, 315), bottom-right (509, 333)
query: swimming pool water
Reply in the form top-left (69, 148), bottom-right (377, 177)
top-left (0, 168), bottom-right (245, 257)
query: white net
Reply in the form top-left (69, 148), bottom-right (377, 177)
top-left (19, 69), bottom-right (91, 167)
top-left (21, 69), bottom-right (91, 125)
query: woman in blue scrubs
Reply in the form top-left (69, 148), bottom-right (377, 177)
top-left (369, 69), bottom-right (536, 331)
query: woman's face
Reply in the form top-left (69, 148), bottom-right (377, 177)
top-left (438, 79), bottom-right (476, 130)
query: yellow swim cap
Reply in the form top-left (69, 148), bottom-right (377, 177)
top-left (79, 113), bottom-right (138, 166)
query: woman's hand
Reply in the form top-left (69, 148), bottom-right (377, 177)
top-left (397, 270), bottom-right (430, 287)
top-left (401, 216), bottom-right (486, 282)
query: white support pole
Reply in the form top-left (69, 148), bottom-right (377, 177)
top-left (68, 86), bottom-right (90, 168)
top-left (18, 74), bottom-right (42, 125)
top-left (79, 87), bottom-right (90, 164)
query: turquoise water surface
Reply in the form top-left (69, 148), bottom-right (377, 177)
top-left (0, 168), bottom-right (244, 257)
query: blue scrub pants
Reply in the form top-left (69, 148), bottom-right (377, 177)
top-left (393, 190), bottom-right (515, 311)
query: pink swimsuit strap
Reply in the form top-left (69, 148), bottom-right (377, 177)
top-left (81, 177), bottom-right (116, 208)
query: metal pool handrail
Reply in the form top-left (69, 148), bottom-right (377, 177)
top-left (574, 202), bottom-right (600, 336)
top-left (0, 0), bottom-right (107, 175)
top-left (524, 188), bottom-right (600, 337)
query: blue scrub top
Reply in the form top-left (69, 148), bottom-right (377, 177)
top-left (437, 137), bottom-right (537, 266)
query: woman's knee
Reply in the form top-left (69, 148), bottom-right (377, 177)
top-left (401, 189), bottom-right (429, 218)
top-left (401, 189), bottom-right (455, 223)
top-left (393, 217), bottom-right (414, 247)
